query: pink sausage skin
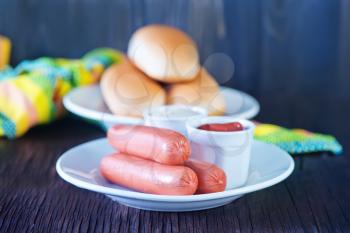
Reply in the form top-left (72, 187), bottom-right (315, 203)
top-left (100, 153), bottom-right (198, 195)
top-left (107, 125), bottom-right (191, 165)
top-left (185, 159), bottom-right (226, 194)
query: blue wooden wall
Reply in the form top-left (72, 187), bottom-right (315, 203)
top-left (0, 0), bottom-right (349, 141)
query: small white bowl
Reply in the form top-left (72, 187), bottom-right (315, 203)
top-left (186, 117), bottom-right (255, 190)
top-left (143, 105), bottom-right (207, 136)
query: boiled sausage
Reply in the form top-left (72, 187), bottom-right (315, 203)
top-left (107, 125), bottom-right (190, 165)
top-left (100, 153), bottom-right (198, 195)
top-left (185, 159), bottom-right (226, 194)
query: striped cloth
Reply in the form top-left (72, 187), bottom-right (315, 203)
top-left (254, 124), bottom-right (343, 155)
top-left (0, 48), bottom-right (123, 138)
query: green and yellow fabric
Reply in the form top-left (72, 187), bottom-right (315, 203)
top-left (254, 124), bottom-right (342, 155)
top-left (0, 48), bottom-right (122, 138)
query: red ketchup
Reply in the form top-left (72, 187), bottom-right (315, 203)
top-left (198, 122), bottom-right (244, 132)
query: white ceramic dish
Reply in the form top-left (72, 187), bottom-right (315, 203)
top-left (144, 105), bottom-right (207, 136)
top-left (56, 138), bottom-right (294, 212)
top-left (63, 85), bottom-right (260, 130)
top-left (187, 117), bottom-right (255, 190)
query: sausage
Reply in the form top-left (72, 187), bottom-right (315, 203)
top-left (107, 125), bottom-right (191, 165)
top-left (100, 153), bottom-right (198, 195)
top-left (185, 159), bottom-right (226, 194)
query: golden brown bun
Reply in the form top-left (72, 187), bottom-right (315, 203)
top-left (167, 68), bottom-right (226, 116)
top-left (128, 25), bottom-right (200, 83)
top-left (101, 59), bottom-right (166, 118)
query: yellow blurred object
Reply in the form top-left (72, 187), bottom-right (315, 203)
top-left (254, 124), bottom-right (282, 137)
top-left (0, 35), bottom-right (11, 69)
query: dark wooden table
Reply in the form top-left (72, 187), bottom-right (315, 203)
top-left (0, 117), bottom-right (349, 233)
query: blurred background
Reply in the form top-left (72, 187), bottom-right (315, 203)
top-left (0, 0), bottom-right (349, 145)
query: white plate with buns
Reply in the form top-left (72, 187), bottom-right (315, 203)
top-left (56, 138), bottom-right (294, 212)
top-left (64, 25), bottom-right (260, 129)
top-left (63, 84), bottom-right (260, 130)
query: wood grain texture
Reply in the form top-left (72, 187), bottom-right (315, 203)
top-left (0, 118), bottom-right (349, 233)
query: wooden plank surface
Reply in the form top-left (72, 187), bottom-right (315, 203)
top-left (0, 118), bottom-right (349, 233)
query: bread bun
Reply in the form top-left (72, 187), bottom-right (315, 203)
top-left (128, 25), bottom-right (200, 83)
top-left (167, 68), bottom-right (225, 116)
top-left (101, 59), bottom-right (166, 118)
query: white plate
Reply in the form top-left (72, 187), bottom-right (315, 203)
top-left (56, 139), bottom-right (294, 212)
top-left (63, 85), bottom-right (260, 129)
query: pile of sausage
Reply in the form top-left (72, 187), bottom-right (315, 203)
top-left (100, 125), bottom-right (227, 195)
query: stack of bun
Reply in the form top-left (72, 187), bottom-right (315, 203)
top-left (101, 24), bottom-right (225, 118)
